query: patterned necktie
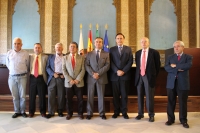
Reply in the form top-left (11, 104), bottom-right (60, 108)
top-left (71, 54), bottom-right (75, 70)
top-left (140, 50), bottom-right (146, 76)
top-left (119, 46), bottom-right (122, 55)
top-left (96, 50), bottom-right (99, 62)
top-left (34, 56), bottom-right (39, 78)
top-left (178, 54), bottom-right (181, 61)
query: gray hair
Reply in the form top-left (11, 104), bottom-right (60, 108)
top-left (13, 37), bottom-right (22, 44)
top-left (173, 40), bottom-right (184, 47)
top-left (55, 42), bottom-right (63, 47)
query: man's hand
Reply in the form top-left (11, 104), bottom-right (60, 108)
top-left (69, 80), bottom-right (75, 85)
top-left (54, 73), bottom-right (59, 78)
top-left (74, 80), bottom-right (80, 84)
top-left (170, 64), bottom-right (176, 68)
top-left (93, 72), bottom-right (99, 79)
top-left (117, 70), bottom-right (124, 76)
top-left (60, 75), bottom-right (64, 78)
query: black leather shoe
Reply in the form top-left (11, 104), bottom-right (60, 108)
top-left (12, 113), bottom-right (21, 118)
top-left (100, 115), bottom-right (107, 120)
top-left (165, 121), bottom-right (174, 125)
top-left (112, 113), bottom-right (119, 118)
top-left (123, 114), bottom-right (129, 119)
top-left (21, 113), bottom-right (27, 118)
top-left (86, 115), bottom-right (92, 120)
top-left (149, 117), bottom-right (155, 122)
top-left (46, 114), bottom-right (54, 119)
top-left (79, 115), bottom-right (84, 120)
top-left (58, 112), bottom-right (63, 117)
top-left (135, 115), bottom-right (144, 120)
top-left (182, 122), bottom-right (189, 128)
top-left (66, 114), bottom-right (72, 120)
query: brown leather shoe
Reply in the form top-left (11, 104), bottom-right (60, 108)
top-left (41, 114), bottom-right (46, 118)
top-left (79, 115), bottom-right (84, 120)
top-left (66, 114), bottom-right (72, 120)
top-left (29, 113), bottom-right (34, 118)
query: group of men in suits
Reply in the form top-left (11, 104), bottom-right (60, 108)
top-left (6, 33), bottom-right (192, 128)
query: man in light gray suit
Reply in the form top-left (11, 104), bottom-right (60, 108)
top-left (85, 37), bottom-right (110, 120)
top-left (29, 43), bottom-right (48, 118)
top-left (62, 42), bottom-right (85, 120)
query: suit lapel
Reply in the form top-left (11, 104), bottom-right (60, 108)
top-left (67, 55), bottom-right (73, 72)
top-left (52, 55), bottom-right (56, 71)
top-left (74, 54), bottom-right (80, 72)
top-left (146, 49), bottom-right (153, 67)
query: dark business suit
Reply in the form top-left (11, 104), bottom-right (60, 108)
top-left (29, 54), bottom-right (48, 115)
top-left (110, 45), bottom-right (133, 115)
top-left (85, 50), bottom-right (110, 116)
top-left (46, 54), bottom-right (65, 115)
top-left (135, 48), bottom-right (160, 117)
top-left (164, 53), bottom-right (192, 123)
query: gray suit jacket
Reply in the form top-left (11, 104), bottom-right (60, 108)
top-left (62, 54), bottom-right (85, 87)
top-left (85, 50), bottom-right (110, 84)
top-left (29, 54), bottom-right (48, 83)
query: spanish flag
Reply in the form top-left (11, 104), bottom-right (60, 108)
top-left (87, 30), bottom-right (93, 52)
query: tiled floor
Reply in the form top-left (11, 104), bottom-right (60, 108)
top-left (0, 112), bottom-right (200, 133)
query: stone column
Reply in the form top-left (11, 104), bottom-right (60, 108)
top-left (0, 0), bottom-right (8, 54)
top-left (196, 0), bottom-right (200, 47)
top-left (44, 0), bottom-right (53, 53)
top-left (136, 0), bottom-right (145, 50)
top-left (60, 0), bottom-right (68, 53)
top-left (181, 0), bottom-right (189, 47)
top-left (121, 0), bottom-right (129, 46)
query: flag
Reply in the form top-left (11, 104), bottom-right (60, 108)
top-left (78, 29), bottom-right (84, 55)
top-left (103, 30), bottom-right (109, 52)
top-left (87, 30), bottom-right (93, 52)
top-left (96, 29), bottom-right (99, 37)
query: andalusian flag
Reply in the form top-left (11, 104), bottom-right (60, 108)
top-left (78, 26), bottom-right (84, 55)
top-left (87, 29), bottom-right (93, 52)
top-left (103, 30), bottom-right (109, 52)
top-left (96, 24), bottom-right (99, 37)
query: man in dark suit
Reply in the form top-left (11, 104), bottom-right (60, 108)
top-left (85, 37), bottom-right (110, 120)
top-left (110, 33), bottom-right (133, 119)
top-left (29, 43), bottom-right (48, 118)
top-left (46, 43), bottom-right (65, 118)
top-left (62, 42), bottom-right (85, 120)
top-left (164, 40), bottom-right (192, 128)
top-left (135, 37), bottom-right (160, 122)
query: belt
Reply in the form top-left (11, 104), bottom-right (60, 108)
top-left (12, 73), bottom-right (27, 76)
top-left (57, 73), bottom-right (63, 75)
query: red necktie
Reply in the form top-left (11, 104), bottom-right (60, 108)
top-left (140, 50), bottom-right (146, 76)
top-left (34, 56), bottom-right (39, 77)
top-left (178, 54), bottom-right (181, 61)
top-left (71, 54), bottom-right (75, 70)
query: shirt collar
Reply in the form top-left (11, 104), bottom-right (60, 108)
top-left (142, 47), bottom-right (149, 52)
top-left (95, 49), bottom-right (101, 52)
top-left (70, 53), bottom-right (76, 56)
top-left (118, 45), bottom-right (123, 48)
top-left (56, 53), bottom-right (63, 57)
top-left (177, 52), bottom-right (183, 56)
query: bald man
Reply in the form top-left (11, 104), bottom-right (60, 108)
top-left (135, 37), bottom-right (160, 122)
top-left (6, 37), bottom-right (29, 118)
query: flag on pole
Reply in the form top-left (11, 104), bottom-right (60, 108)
top-left (103, 30), bottom-right (109, 52)
top-left (87, 25), bottom-right (93, 52)
top-left (96, 24), bottom-right (99, 37)
top-left (78, 24), bottom-right (84, 55)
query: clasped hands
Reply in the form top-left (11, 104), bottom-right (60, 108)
top-left (117, 70), bottom-right (124, 76)
top-left (170, 64), bottom-right (184, 71)
top-left (54, 73), bottom-right (64, 78)
top-left (92, 72), bottom-right (99, 80)
top-left (69, 79), bottom-right (80, 85)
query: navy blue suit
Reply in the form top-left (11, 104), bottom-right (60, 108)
top-left (110, 45), bottom-right (133, 115)
top-left (165, 53), bottom-right (192, 123)
top-left (46, 54), bottom-right (65, 115)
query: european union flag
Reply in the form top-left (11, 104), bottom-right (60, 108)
top-left (103, 30), bottom-right (109, 52)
